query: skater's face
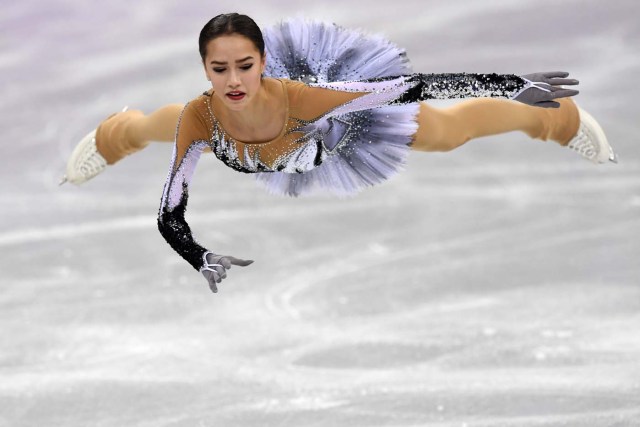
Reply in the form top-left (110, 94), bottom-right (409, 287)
top-left (203, 34), bottom-right (266, 112)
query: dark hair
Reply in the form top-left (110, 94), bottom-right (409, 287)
top-left (198, 13), bottom-right (265, 63)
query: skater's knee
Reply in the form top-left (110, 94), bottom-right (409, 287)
top-left (411, 136), bottom-right (458, 152)
top-left (412, 103), bottom-right (467, 152)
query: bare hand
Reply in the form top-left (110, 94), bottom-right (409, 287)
top-left (200, 251), bottom-right (253, 293)
top-left (515, 71), bottom-right (579, 108)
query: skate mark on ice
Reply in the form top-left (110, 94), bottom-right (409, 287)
top-left (293, 341), bottom-right (466, 369)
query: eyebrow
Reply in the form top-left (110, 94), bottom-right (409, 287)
top-left (210, 56), bottom-right (254, 65)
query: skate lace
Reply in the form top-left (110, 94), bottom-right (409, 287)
top-left (76, 137), bottom-right (107, 178)
top-left (567, 124), bottom-right (598, 160)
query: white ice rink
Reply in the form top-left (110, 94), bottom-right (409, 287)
top-left (2, 0), bottom-right (640, 425)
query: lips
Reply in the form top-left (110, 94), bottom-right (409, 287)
top-left (226, 91), bottom-right (246, 101)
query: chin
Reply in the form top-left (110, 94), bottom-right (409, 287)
top-left (226, 101), bottom-right (247, 111)
top-left (226, 94), bottom-right (252, 110)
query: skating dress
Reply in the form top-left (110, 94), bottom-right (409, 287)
top-left (158, 18), bottom-right (533, 271)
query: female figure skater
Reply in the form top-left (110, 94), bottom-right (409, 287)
top-left (61, 14), bottom-right (617, 293)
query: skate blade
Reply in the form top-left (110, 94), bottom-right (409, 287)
top-left (58, 175), bottom-right (68, 186)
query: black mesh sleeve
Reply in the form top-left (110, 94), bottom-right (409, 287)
top-left (158, 182), bottom-right (208, 271)
top-left (372, 72), bottom-right (527, 103)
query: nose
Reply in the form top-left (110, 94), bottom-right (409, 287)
top-left (228, 69), bottom-right (241, 87)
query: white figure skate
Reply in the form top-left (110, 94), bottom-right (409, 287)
top-left (59, 106), bottom-right (128, 185)
top-left (566, 107), bottom-right (618, 164)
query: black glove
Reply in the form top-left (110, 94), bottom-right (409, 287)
top-left (514, 71), bottom-right (579, 108)
top-left (200, 251), bottom-right (254, 293)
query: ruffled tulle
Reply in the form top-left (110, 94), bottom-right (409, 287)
top-left (256, 17), bottom-right (420, 197)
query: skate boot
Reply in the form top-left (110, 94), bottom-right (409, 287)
top-left (566, 107), bottom-right (618, 164)
top-left (60, 106), bottom-right (128, 185)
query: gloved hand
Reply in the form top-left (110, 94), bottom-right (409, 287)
top-left (514, 71), bottom-right (579, 108)
top-left (200, 251), bottom-right (254, 293)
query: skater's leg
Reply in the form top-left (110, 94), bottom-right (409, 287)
top-left (411, 97), bottom-right (580, 152)
top-left (96, 103), bottom-right (184, 164)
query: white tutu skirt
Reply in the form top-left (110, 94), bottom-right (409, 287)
top-left (256, 17), bottom-right (420, 197)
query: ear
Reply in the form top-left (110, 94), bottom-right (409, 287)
top-left (202, 61), bottom-right (210, 81)
top-left (260, 53), bottom-right (267, 74)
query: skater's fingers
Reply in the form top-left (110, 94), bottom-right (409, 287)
top-left (227, 256), bottom-right (254, 267)
top-left (206, 252), bottom-right (223, 265)
top-left (202, 270), bottom-right (219, 293)
top-left (548, 88), bottom-right (579, 99)
top-left (214, 265), bottom-right (227, 279)
top-left (543, 71), bottom-right (570, 79)
top-left (547, 78), bottom-right (579, 86)
top-left (209, 279), bottom-right (218, 293)
top-left (204, 269), bottom-right (222, 283)
top-left (217, 257), bottom-right (232, 269)
top-left (535, 101), bottom-right (561, 108)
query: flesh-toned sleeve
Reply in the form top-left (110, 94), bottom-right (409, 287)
top-left (157, 101), bottom-right (212, 272)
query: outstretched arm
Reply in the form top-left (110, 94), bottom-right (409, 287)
top-left (157, 101), bottom-right (252, 293)
top-left (305, 71), bottom-right (579, 117)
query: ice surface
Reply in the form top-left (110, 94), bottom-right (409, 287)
top-left (2, 0), bottom-right (640, 426)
